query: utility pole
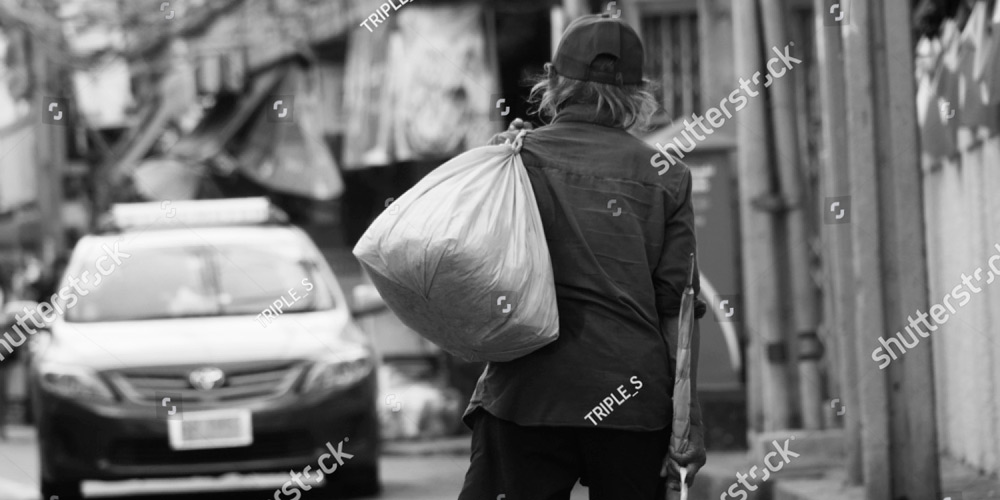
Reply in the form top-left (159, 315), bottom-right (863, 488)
top-left (813, 0), bottom-right (861, 484)
top-left (562, 0), bottom-right (588, 21)
top-left (550, 7), bottom-right (565, 58)
top-left (843, 1), bottom-right (940, 497)
top-left (616, 0), bottom-right (642, 38)
top-left (731, 0), bottom-right (790, 432)
top-left (30, 23), bottom-right (65, 263)
top-left (871, 0), bottom-right (940, 497)
top-left (552, 0), bottom-right (590, 57)
top-left (841, 0), bottom-right (891, 496)
top-left (759, 0), bottom-right (824, 431)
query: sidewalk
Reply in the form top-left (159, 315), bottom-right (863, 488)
top-left (773, 455), bottom-right (1000, 500)
top-left (0, 424), bottom-right (33, 443)
top-left (11, 422), bottom-right (993, 499)
top-left (680, 442), bottom-right (1000, 500)
top-left (0, 477), bottom-right (36, 500)
top-left (383, 435), bottom-right (471, 457)
top-left (0, 425), bottom-right (586, 500)
top-left (0, 425), bottom-right (39, 500)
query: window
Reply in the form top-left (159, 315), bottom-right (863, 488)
top-left (641, 9), bottom-right (701, 125)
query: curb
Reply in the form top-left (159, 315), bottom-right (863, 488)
top-left (382, 436), bottom-right (471, 457)
top-left (773, 474), bottom-right (863, 500)
top-left (0, 476), bottom-right (37, 500)
top-left (0, 425), bottom-right (35, 444)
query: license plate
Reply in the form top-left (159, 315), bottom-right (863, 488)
top-left (167, 409), bottom-right (253, 450)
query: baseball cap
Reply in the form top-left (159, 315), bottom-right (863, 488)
top-left (552, 13), bottom-right (645, 86)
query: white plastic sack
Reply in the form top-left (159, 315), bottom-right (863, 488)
top-left (353, 134), bottom-right (559, 362)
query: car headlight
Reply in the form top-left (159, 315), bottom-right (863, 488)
top-left (302, 349), bottom-right (374, 393)
top-left (38, 365), bottom-right (115, 402)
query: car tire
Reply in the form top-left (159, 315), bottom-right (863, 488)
top-left (316, 463), bottom-right (380, 498)
top-left (344, 463), bottom-right (381, 497)
top-left (41, 479), bottom-right (83, 500)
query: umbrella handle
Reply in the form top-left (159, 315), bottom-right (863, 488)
top-left (679, 468), bottom-right (689, 500)
top-left (686, 253), bottom-right (696, 287)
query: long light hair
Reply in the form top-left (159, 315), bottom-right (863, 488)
top-left (528, 56), bottom-right (658, 131)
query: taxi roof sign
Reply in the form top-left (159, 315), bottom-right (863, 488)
top-left (106, 198), bottom-right (287, 230)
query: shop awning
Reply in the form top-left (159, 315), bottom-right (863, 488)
top-left (170, 66), bottom-right (284, 162)
top-left (170, 62), bottom-right (344, 200)
top-left (185, 0), bottom-right (389, 73)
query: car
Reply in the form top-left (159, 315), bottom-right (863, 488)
top-left (26, 198), bottom-right (382, 499)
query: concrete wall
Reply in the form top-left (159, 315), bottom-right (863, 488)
top-left (922, 131), bottom-right (1000, 475)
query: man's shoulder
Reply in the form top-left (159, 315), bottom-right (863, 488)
top-left (510, 123), bottom-right (691, 194)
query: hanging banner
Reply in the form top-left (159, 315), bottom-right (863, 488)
top-left (341, 15), bottom-right (395, 170)
top-left (60, 0), bottom-right (133, 128)
top-left (0, 27), bottom-right (29, 129)
top-left (71, 58), bottom-right (133, 129)
top-left (389, 4), bottom-right (499, 161)
top-left (0, 119), bottom-right (36, 213)
top-left (957, 1), bottom-right (993, 129)
top-left (237, 65), bottom-right (345, 200)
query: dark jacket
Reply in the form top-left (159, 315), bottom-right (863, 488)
top-left (465, 104), bottom-right (699, 431)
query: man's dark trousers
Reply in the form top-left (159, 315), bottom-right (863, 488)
top-left (457, 409), bottom-right (670, 500)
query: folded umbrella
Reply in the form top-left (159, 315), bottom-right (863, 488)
top-left (667, 254), bottom-right (697, 500)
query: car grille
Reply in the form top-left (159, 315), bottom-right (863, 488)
top-left (108, 361), bottom-right (306, 405)
top-left (107, 431), bottom-right (316, 467)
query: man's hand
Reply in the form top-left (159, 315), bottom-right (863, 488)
top-left (662, 426), bottom-right (706, 491)
top-left (660, 313), bottom-right (706, 492)
top-left (488, 118), bottom-right (535, 145)
top-left (506, 118), bottom-right (534, 133)
top-left (694, 297), bottom-right (707, 319)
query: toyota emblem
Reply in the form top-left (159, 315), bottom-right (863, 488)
top-left (189, 367), bottom-right (226, 391)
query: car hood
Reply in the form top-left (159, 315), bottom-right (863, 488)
top-left (44, 310), bottom-right (361, 370)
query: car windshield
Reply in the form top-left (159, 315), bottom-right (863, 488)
top-left (213, 245), bottom-right (333, 316)
top-left (65, 243), bottom-right (335, 323)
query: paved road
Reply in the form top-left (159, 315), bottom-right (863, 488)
top-left (0, 428), bottom-right (589, 500)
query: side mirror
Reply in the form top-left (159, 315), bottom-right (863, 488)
top-left (351, 284), bottom-right (388, 318)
